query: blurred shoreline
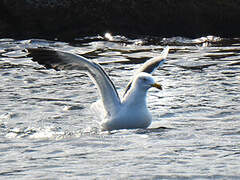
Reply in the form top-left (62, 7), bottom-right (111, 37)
top-left (1, 0), bottom-right (240, 40)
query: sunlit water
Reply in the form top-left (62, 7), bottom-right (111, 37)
top-left (0, 35), bottom-right (240, 179)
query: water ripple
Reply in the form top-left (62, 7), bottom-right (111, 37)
top-left (0, 36), bottom-right (240, 179)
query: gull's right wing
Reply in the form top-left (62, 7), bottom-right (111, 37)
top-left (123, 46), bottom-right (169, 96)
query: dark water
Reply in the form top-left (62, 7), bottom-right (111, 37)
top-left (0, 34), bottom-right (240, 179)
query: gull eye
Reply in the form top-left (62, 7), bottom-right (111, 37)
top-left (142, 77), bottom-right (147, 82)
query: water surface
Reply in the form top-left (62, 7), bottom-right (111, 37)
top-left (0, 35), bottom-right (240, 179)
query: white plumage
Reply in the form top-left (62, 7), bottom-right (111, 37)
top-left (27, 46), bottom-right (169, 131)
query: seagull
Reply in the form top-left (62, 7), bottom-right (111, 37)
top-left (26, 46), bottom-right (169, 131)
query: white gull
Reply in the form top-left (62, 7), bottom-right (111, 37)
top-left (27, 46), bottom-right (169, 131)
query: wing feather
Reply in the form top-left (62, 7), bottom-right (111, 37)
top-left (123, 46), bottom-right (169, 96)
top-left (27, 48), bottom-right (121, 116)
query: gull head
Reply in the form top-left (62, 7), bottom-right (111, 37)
top-left (133, 72), bottom-right (162, 91)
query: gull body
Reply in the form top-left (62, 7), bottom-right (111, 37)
top-left (27, 46), bottom-right (169, 131)
top-left (92, 72), bottom-right (156, 131)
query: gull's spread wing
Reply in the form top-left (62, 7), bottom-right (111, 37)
top-left (27, 48), bottom-right (121, 116)
top-left (124, 46), bottom-right (169, 96)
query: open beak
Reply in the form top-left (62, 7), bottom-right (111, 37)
top-left (152, 83), bottom-right (162, 90)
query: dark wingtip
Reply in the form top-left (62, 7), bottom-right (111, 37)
top-left (26, 48), bottom-right (61, 70)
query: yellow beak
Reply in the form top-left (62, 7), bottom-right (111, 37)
top-left (152, 83), bottom-right (162, 90)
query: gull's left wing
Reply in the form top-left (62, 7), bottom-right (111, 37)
top-left (26, 48), bottom-right (121, 116)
